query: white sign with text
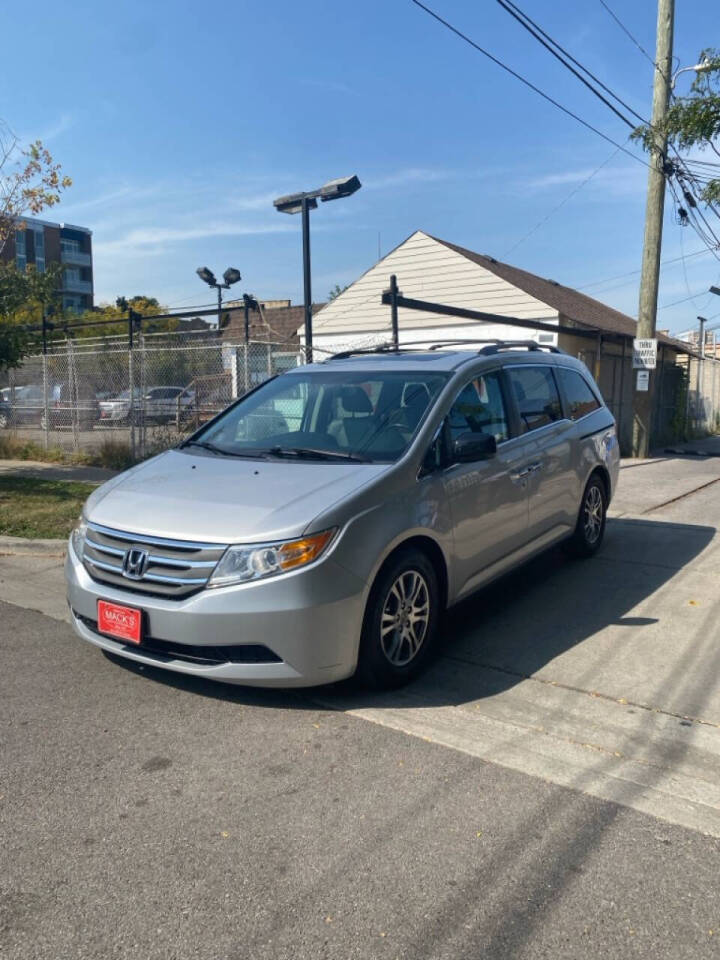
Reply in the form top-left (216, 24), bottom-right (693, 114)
top-left (633, 338), bottom-right (657, 369)
top-left (636, 370), bottom-right (650, 392)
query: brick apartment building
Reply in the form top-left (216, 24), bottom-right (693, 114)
top-left (1, 215), bottom-right (94, 312)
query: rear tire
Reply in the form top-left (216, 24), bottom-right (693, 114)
top-left (357, 547), bottom-right (440, 690)
top-left (564, 474), bottom-right (607, 558)
top-left (0, 412), bottom-right (8, 429)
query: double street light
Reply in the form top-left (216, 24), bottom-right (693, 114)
top-left (274, 174), bottom-right (361, 362)
top-left (196, 266), bottom-right (242, 329)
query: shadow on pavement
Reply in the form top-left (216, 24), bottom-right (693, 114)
top-left (106, 516), bottom-right (715, 714)
top-left (100, 516), bottom-right (720, 957)
top-left (336, 515), bottom-right (716, 710)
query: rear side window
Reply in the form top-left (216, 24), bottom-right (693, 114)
top-left (556, 368), bottom-right (601, 420)
top-left (506, 367), bottom-right (562, 433)
top-left (447, 371), bottom-right (509, 444)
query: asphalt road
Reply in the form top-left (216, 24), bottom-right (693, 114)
top-left (2, 599), bottom-right (720, 960)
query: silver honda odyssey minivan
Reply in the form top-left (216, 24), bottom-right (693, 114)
top-left (66, 342), bottom-right (620, 689)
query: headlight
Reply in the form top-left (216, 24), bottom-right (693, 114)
top-left (207, 528), bottom-right (336, 588)
top-left (70, 517), bottom-right (87, 561)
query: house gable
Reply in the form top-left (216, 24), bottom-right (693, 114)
top-left (308, 231), bottom-right (558, 339)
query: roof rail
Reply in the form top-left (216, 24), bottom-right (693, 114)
top-left (426, 339), bottom-right (504, 350)
top-left (328, 342), bottom-right (396, 360)
top-left (326, 339), bottom-right (565, 361)
top-left (327, 339), bottom-right (491, 359)
top-left (478, 340), bottom-right (563, 355)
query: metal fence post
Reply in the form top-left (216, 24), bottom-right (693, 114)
top-left (128, 320), bottom-right (135, 461)
top-left (617, 338), bottom-right (627, 449)
top-left (138, 331), bottom-right (146, 458)
top-left (68, 339), bottom-right (79, 451)
top-left (42, 351), bottom-right (49, 451)
top-left (594, 333), bottom-right (602, 384)
top-left (390, 275), bottom-right (400, 350)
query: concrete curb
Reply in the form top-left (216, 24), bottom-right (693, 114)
top-left (0, 535), bottom-right (67, 556)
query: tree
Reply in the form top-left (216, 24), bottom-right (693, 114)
top-left (65, 295), bottom-right (176, 341)
top-left (328, 283), bottom-right (348, 301)
top-left (632, 49), bottom-right (720, 205)
top-left (0, 122), bottom-right (72, 255)
top-left (0, 120), bottom-right (72, 370)
top-left (0, 263), bottom-right (62, 370)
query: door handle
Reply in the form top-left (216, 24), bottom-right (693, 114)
top-left (510, 462), bottom-right (542, 483)
top-left (510, 466), bottom-right (531, 482)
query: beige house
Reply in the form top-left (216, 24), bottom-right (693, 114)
top-left (306, 230), bottom-right (698, 452)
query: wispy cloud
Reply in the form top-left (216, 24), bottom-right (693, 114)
top-left (25, 113), bottom-right (75, 145)
top-left (364, 167), bottom-right (455, 190)
top-left (520, 162), bottom-right (646, 199)
top-left (94, 221), bottom-right (295, 256)
top-left (526, 168), bottom-right (603, 189)
top-left (226, 190), bottom-right (282, 212)
top-left (299, 78), bottom-right (359, 97)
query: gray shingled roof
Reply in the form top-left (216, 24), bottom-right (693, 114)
top-left (431, 235), bottom-right (694, 354)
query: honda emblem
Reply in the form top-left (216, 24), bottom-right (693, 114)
top-left (122, 547), bottom-right (149, 580)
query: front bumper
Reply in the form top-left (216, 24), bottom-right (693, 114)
top-left (65, 540), bottom-right (367, 687)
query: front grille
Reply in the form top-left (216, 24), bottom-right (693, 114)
top-left (74, 613), bottom-right (282, 665)
top-left (83, 521), bottom-right (227, 600)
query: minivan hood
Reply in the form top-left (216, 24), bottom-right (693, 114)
top-left (86, 449), bottom-right (389, 543)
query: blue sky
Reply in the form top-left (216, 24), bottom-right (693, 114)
top-left (3, 0), bottom-right (719, 333)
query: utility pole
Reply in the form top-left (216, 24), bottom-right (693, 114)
top-left (631, 0), bottom-right (674, 457)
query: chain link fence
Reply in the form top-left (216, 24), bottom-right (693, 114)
top-left (2, 329), bottom-right (719, 462)
top-left (0, 332), bottom-right (304, 460)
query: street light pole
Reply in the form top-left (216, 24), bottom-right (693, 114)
top-left (274, 175), bottom-right (362, 365)
top-left (196, 267), bottom-right (241, 330)
top-left (301, 197), bottom-right (313, 363)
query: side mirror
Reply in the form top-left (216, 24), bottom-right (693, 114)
top-left (453, 431), bottom-right (497, 463)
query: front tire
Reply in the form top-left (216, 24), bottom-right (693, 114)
top-left (357, 548), bottom-right (440, 690)
top-left (565, 474), bottom-right (607, 558)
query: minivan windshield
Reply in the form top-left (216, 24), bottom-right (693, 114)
top-left (186, 370), bottom-right (448, 463)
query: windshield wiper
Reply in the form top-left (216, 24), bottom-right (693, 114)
top-left (182, 440), bottom-right (268, 459)
top-left (267, 446), bottom-right (369, 463)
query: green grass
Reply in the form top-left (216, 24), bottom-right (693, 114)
top-left (0, 476), bottom-right (96, 539)
top-left (0, 433), bottom-right (136, 471)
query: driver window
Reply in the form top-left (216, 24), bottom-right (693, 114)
top-left (447, 372), bottom-right (509, 445)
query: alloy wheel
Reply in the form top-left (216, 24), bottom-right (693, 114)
top-left (380, 569), bottom-right (430, 666)
top-left (583, 484), bottom-right (604, 544)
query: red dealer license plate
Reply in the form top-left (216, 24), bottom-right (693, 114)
top-left (97, 600), bottom-right (142, 645)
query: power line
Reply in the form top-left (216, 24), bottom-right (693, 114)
top-left (668, 172), bottom-right (720, 258)
top-left (677, 213), bottom-right (709, 310)
top-left (408, 0), bottom-right (650, 167)
top-left (658, 289), bottom-right (717, 310)
top-left (502, 144), bottom-right (624, 257)
top-left (596, 0), bottom-right (662, 76)
top-left (577, 247), bottom-right (714, 290)
top-left (496, 0), bottom-right (720, 258)
top-left (496, 0), bottom-right (644, 129)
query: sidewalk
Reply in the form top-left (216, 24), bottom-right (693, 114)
top-left (660, 434), bottom-right (720, 457)
top-left (0, 458), bottom-right (119, 485)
